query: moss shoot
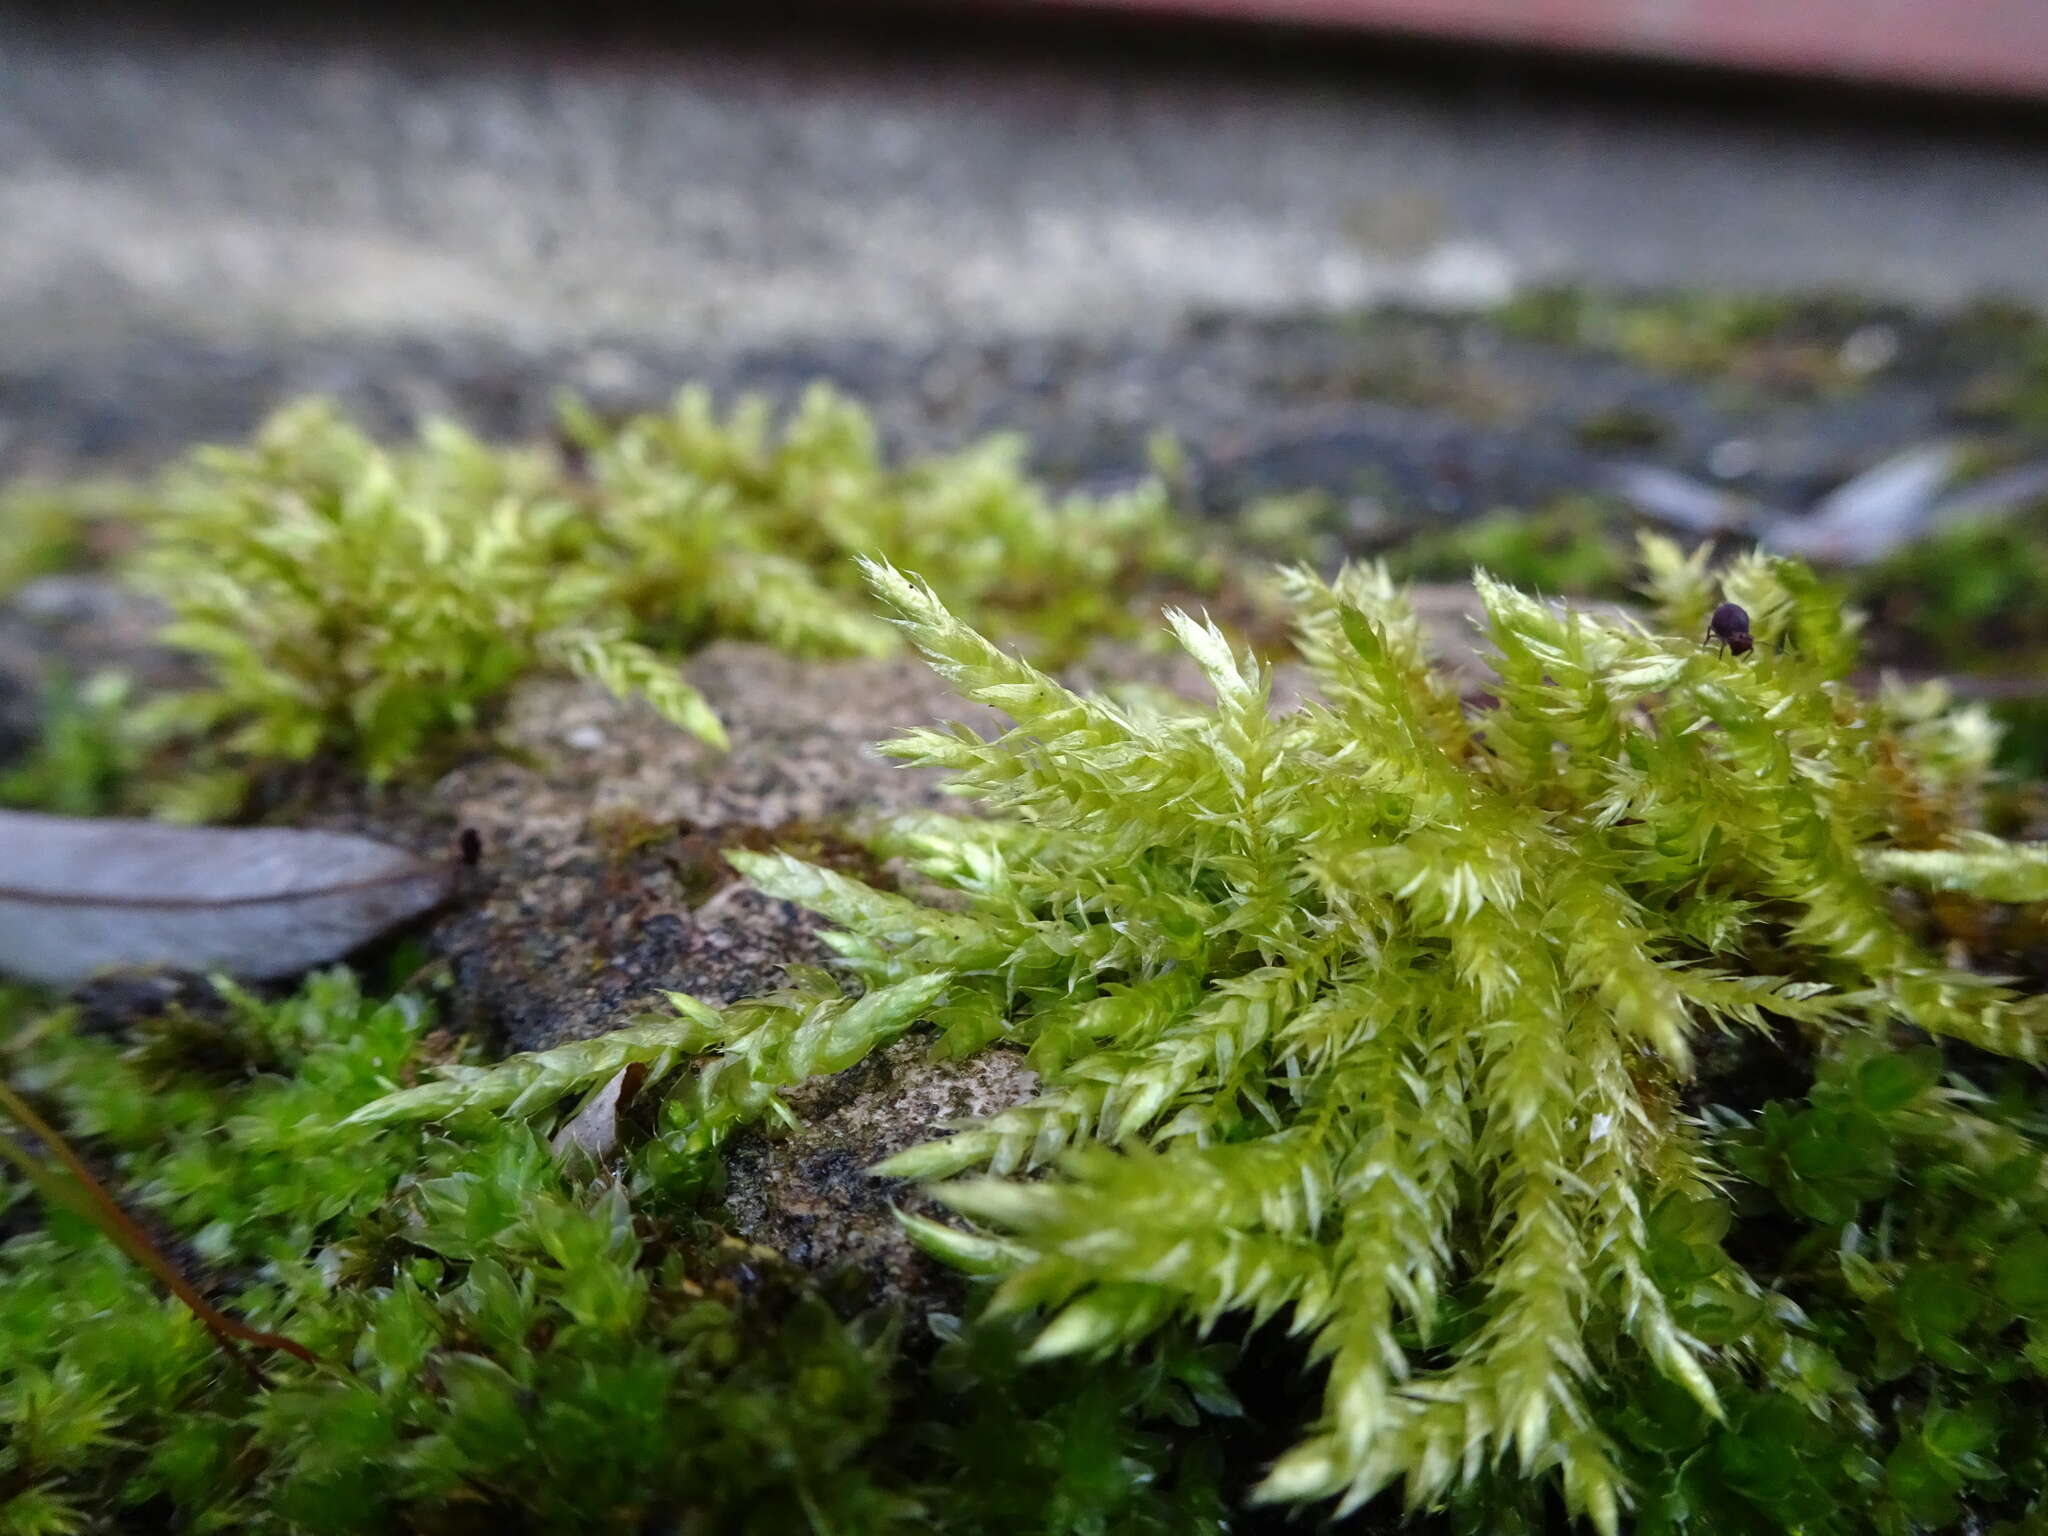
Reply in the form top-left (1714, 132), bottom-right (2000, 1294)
top-left (0, 970), bottom-right (1237, 1535)
top-left (7, 388), bottom-right (1215, 818)
top-left (349, 544), bottom-right (2048, 1532)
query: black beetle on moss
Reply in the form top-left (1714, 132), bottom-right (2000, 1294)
top-left (1707, 601), bottom-right (1755, 657)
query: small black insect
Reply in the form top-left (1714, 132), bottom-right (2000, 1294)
top-left (1705, 602), bottom-right (1754, 657)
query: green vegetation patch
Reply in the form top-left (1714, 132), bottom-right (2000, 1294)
top-left (1497, 286), bottom-right (1901, 390)
top-left (0, 481), bottom-right (135, 601)
top-left (0, 971), bottom-right (1236, 1535)
top-left (1377, 494), bottom-right (2048, 780)
top-left (358, 545), bottom-right (2048, 1531)
top-left (1385, 495), bottom-right (1639, 598)
top-left (14, 549), bottom-right (2048, 1531)
top-left (1854, 507), bottom-right (2048, 672)
top-left (4, 389), bottom-right (1214, 814)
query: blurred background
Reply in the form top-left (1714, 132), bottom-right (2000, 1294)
top-left (7, 0), bottom-right (2048, 702)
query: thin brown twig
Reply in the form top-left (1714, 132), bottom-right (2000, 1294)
top-left (0, 1076), bottom-right (320, 1371)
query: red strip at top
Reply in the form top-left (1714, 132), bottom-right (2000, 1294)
top-left (1010, 0), bottom-right (2048, 99)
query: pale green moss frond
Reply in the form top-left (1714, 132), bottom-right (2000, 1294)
top-left (1635, 531), bottom-right (1717, 640)
top-left (1866, 835), bottom-right (2048, 904)
top-left (715, 553), bottom-right (2048, 1524)
top-left (343, 992), bottom-right (725, 1128)
top-left (351, 973), bottom-right (952, 1160)
top-left (72, 388), bottom-right (1208, 801)
top-left (350, 544), bottom-right (2048, 1527)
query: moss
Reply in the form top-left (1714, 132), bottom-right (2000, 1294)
top-left (1840, 506), bottom-right (2048, 776)
top-left (1385, 496), bottom-right (1638, 598)
top-left (0, 671), bottom-right (137, 816)
top-left (0, 972), bottom-right (1237, 1535)
top-left (1942, 301), bottom-right (2048, 430)
top-left (1498, 285), bottom-right (1898, 391)
top-left (589, 811), bottom-right (898, 907)
top-left (1855, 508), bottom-right (2048, 672)
top-left (369, 545), bottom-right (2048, 1529)
top-left (1378, 493), bottom-right (2048, 773)
top-left (1572, 404), bottom-right (1672, 453)
top-left (18, 543), bottom-right (2048, 1530)
top-left (1611, 1048), bottom-right (2048, 1534)
top-left (7, 388), bottom-right (1215, 817)
top-left (0, 482), bottom-right (134, 602)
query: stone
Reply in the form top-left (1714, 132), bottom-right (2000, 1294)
top-left (339, 641), bottom-right (1028, 1308)
top-left (721, 1038), bottom-right (1038, 1310)
top-left (370, 642), bottom-right (1001, 1054)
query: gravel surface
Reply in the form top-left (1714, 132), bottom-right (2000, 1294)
top-left (6, 303), bottom-right (2039, 545)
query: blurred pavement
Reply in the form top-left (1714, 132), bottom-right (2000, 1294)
top-left (6, 8), bottom-right (2048, 481)
top-left (10, 12), bottom-right (2048, 356)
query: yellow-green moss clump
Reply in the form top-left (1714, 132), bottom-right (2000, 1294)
top-left (0, 481), bottom-right (136, 600)
top-left (361, 542), bottom-right (2048, 1532)
top-left (9, 388), bottom-right (1213, 814)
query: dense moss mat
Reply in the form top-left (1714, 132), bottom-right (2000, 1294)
top-left (11, 368), bottom-right (2048, 1531)
top-left (0, 972), bottom-right (1242, 1535)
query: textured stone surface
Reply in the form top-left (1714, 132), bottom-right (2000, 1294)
top-left (335, 643), bottom-right (1027, 1305)
top-left (371, 643), bottom-right (1001, 1053)
top-left (722, 1038), bottom-right (1040, 1308)
top-left (294, 638), bottom-right (999, 1056)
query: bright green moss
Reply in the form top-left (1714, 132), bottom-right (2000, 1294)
top-left (1855, 508), bottom-right (2048, 670)
top-left (133, 400), bottom-right (731, 794)
top-left (361, 543), bottom-right (2048, 1530)
top-left (19, 545), bottom-right (2048, 1530)
top-left (560, 385), bottom-right (1212, 666)
top-left (0, 671), bottom-right (135, 817)
top-left (0, 973), bottom-right (1236, 1535)
top-left (14, 387), bottom-right (1210, 812)
top-left (1377, 497), bottom-right (2048, 779)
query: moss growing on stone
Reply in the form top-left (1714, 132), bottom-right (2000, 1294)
top-left (1386, 497), bottom-right (1637, 599)
top-left (12, 388), bottom-right (1213, 815)
top-left (0, 482), bottom-right (133, 602)
top-left (357, 545), bottom-right (2048, 1530)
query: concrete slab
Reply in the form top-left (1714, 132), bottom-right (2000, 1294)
top-left (6, 9), bottom-right (2048, 374)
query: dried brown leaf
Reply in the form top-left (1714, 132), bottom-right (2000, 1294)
top-left (549, 1062), bottom-right (647, 1173)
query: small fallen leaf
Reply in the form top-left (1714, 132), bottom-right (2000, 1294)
top-left (0, 810), bottom-right (452, 986)
top-left (1766, 442), bottom-right (1960, 563)
top-left (1601, 462), bottom-right (1764, 537)
top-left (1609, 441), bottom-right (2048, 566)
top-left (550, 1063), bottom-right (647, 1173)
